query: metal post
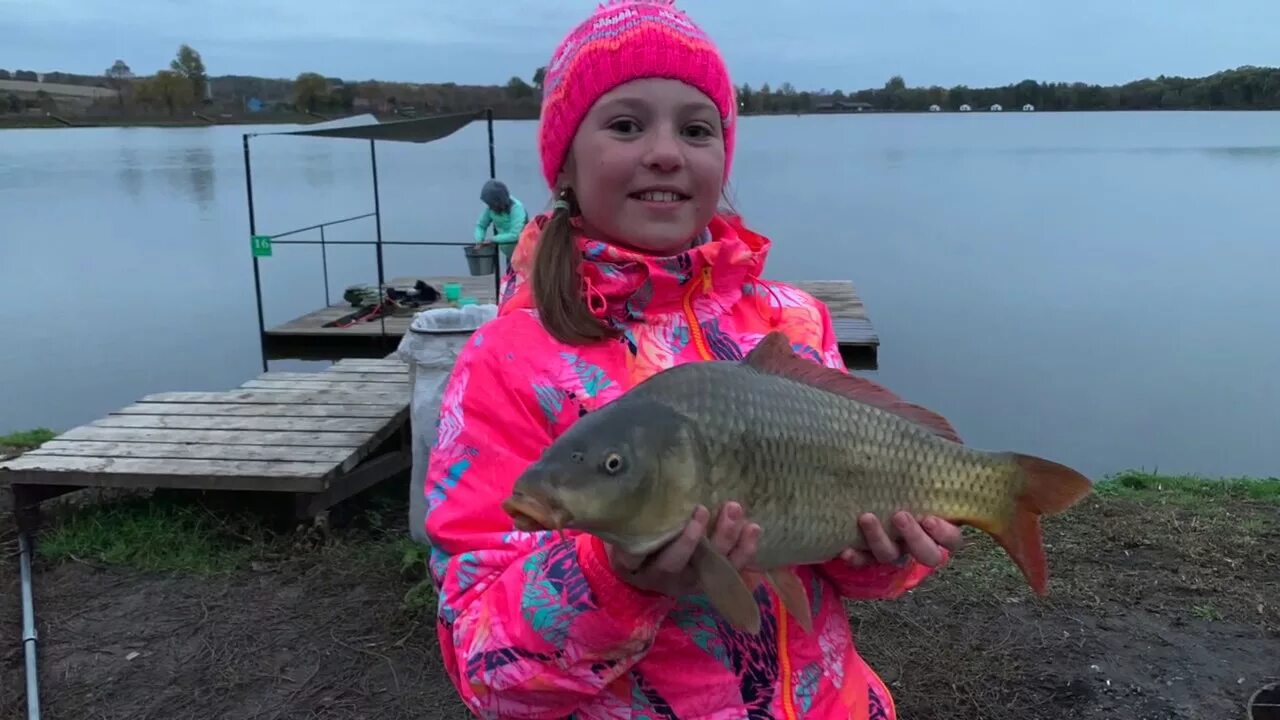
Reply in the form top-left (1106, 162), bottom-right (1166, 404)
top-left (243, 133), bottom-right (268, 373)
top-left (370, 139), bottom-right (387, 339)
top-left (493, 261), bottom-right (501, 305)
top-left (320, 225), bottom-right (330, 307)
top-left (20, 530), bottom-right (41, 720)
top-left (487, 107), bottom-right (498, 303)
top-left (486, 108), bottom-right (495, 179)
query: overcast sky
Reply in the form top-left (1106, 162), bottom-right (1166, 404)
top-left (2, 0), bottom-right (1277, 90)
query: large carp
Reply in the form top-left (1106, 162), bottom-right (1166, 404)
top-left (502, 331), bottom-right (1093, 634)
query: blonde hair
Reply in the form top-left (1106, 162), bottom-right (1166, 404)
top-left (530, 189), bottom-right (619, 345)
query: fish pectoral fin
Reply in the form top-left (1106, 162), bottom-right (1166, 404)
top-left (765, 568), bottom-right (814, 634)
top-left (740, 569), bottom-right (767, 591)
top-left (742, 331), bottom-right (963, 443)
top-left (692, 537), bottom-right (762, 635)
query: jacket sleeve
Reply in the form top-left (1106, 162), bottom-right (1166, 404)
top-left (494, 199), bottom-right (528, 244)
top-left (473, 207), bottom-right (492, 242)
top-left (423, 332), bottom-right (676, 718)
top-left (808, 301), bottom-right (956, 600)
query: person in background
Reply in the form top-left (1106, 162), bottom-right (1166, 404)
top-left (473, 178), bottom-right (528, 264)
top-left (424, 2), bottom-right (964, 718)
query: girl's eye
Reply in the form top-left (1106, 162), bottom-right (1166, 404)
top-left (683, 123), bottom-right (715, 139)
top-left (608, 118), bottom-right (641, 134)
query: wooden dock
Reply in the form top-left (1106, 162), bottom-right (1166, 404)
top-left (265, 275), bottom-right (880, 369)
top-left (3, 275), bottom-right (880, 524)
top-left (263, 275), bottom-right (496, 362)
top-left (1, 357), bottom-right (413, 521)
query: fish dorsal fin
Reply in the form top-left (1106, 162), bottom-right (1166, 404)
top-left (743, 331), bottom-right (963, 443)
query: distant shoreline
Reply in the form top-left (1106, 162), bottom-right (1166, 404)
top-left (0, 113), bottom-right (324, 130)
top-left (2, 106), bottom-right (1276, 131)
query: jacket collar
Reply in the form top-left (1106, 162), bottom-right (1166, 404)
top-left (500, 212), bottom-right (774, 325)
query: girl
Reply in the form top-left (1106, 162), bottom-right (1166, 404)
top-left (473, 178), bottom-right (529, 263)
top-left (424, 2), bottom-right (964, 717)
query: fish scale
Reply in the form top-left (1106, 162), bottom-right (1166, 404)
top-left (636, 361), bottom-right (1023, 568)
top-left (503, 330), bottom-right (1094, 635)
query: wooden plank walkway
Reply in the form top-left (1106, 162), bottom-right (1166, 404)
top-left (264, 275), bottom-right (880, 368)
top-left (0, 357), bottom-right (412, 519)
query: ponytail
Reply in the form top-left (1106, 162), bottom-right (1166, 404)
top-left (531, 189), bottom-right (619, 345)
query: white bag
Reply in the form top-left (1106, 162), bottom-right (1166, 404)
top-left (396, 304), bottom-right (498, 545)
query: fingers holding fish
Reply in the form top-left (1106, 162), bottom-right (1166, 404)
top-left (648, 504), bottom-right (712, 576)
top-left (891, 512), bottom-right (956, 568)
top-left (838, 546), bottom-right (872, 566)
top-left (710, 502), bottom-right (762, 571)
top-left (847, 512), bottom-right (958, 568)
top-left (606, 505), bottom-right (710, 596)
top-left (607, 502), bottom-right (763, 600)
top-left (856, 512), bottom-right (903, 565)
top-left (919, 515), bottom-right (964, 553)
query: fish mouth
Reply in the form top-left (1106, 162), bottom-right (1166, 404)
top-left (501, 492), bottom-right (574, 536)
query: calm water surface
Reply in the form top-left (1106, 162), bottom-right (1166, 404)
top-left (1, 111), bottom-right (1277, 480)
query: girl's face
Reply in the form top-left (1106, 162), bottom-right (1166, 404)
top-left (560, 78), bottom-right (726, 255)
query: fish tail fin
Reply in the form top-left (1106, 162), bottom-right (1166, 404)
top-left (972, 453), bottom-right (1093, 596)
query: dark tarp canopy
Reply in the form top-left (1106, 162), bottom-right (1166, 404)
top-left (260, 109), bottom-right (485, 144)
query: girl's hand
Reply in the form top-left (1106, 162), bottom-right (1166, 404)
top-left (839, 512), bottom-right (963, 568)
top-left (607, 502), bottom-right (761, 597)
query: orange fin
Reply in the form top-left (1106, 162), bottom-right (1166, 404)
top-left (1012, 453), bottom-right (1095, 515)
top-left (692, 537), bottom-right (762, 634)
top-left (765, 568), bottom-right (813, 634)
top-left (743, 331), bottom-right (963, 443)
top-left (968, 453), bottom-right (1093, 595)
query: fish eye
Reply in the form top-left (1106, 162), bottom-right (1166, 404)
top-left (601, 452), bottom-right (625, 475)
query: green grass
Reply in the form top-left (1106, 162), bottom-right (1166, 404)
top-left (31, 483), bottom-right (435, 607)
top-left (36, 494), bottom-right (271, 574)
top-left (0, 427), bottom-right (56, 449)
top-left (24, 466), bottom-right (1275, 611)
top-left (1096, 469), bottom-right (1280, 503)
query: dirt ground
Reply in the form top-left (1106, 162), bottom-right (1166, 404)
top-left (2, 479), bottom-right (1278, 720)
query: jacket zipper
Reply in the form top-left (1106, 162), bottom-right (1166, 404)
top-left (777, 602), bottom-right (798, 719)
top-left (682, 267), bottom-right (715, 361)
top-left (681, 266), bottom-right (798, 720)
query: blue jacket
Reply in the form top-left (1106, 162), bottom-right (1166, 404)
top-left (474, 197), bottom-right (528, 246)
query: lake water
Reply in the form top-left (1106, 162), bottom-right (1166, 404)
top-left (1, 111), bottom-right (1277, 481)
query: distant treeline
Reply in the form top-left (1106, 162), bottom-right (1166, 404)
top-left (4, 47), bottom-right (1278, 124)
top-left (744, 65), bottom-right (1280, 113)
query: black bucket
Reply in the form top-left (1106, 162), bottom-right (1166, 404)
top-left (1250, 683), bottom-right (1280, 720)
top-left (464, 244), bottom-right (497, 276)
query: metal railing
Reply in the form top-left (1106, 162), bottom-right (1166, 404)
top-left (248, 214), bottom-right (503, 368)
top-left (265, 212), bottom-right (376, 306)
top-left (242, 110), bottom-right (498, 371)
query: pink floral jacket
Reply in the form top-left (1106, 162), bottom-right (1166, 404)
top-left (423, 213), bottom-right (949, 719)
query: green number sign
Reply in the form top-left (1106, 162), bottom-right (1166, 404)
top-left (251, 235), bottom-right (273, 257)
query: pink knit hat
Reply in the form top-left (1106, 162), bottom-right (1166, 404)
top-left (537, 0), bottom-right (738, 190)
